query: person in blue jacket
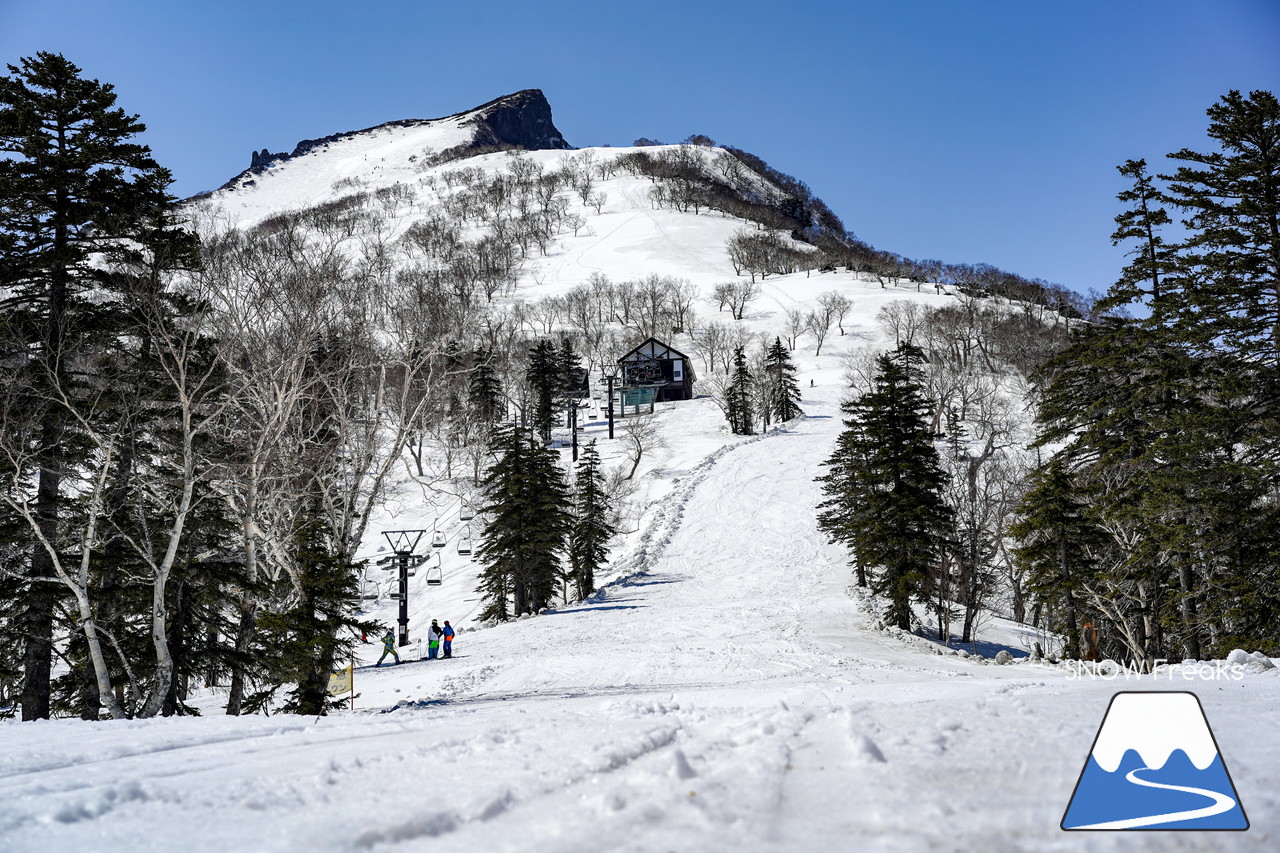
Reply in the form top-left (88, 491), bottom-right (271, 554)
top-left (375, 630), bottom-right (400, 666)
top-left (442, 621), bottom-right (455, 658)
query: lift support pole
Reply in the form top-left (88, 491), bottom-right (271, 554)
top-left (382, 529), bottom-right (426, 648)
top-left (397, 552), bottom-right (410, 646)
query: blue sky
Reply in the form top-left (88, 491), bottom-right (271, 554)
top-left (2, 0), bottom-right (1277, 294)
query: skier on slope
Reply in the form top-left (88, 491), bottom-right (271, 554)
top-left (426, 620), bottom-right (444, 660)
top-left (375, 630), bottom-right (401, 666)
top-left (442, 621), bottom-right (455, 658)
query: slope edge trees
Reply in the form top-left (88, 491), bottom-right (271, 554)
top-left (1014, 89), bottom-right (1280, 666)
top-left (818, 343), bottom-right (954, 631)
top-left (0, 53), bottom-right (210, 720)
top-left (568, 440), bottom-right (613, 602)
top-left (1, 54), bottom-right (469, 719)
top-left (474, 424), bottom-right (572, 621)
top-left (618, 140), bottom-right (1083, 312)
top-left (763, 337), bottom-right (803, 427)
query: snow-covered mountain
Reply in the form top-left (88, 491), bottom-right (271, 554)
top-left (4, 92), bottom-right (1275, 852)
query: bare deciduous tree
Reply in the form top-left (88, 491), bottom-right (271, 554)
top-left (618, 410), bottom-right (664, 480)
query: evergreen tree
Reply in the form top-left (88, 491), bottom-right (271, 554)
top-left (247, 334), bottom-right (377, 716)
top-left (441, 339), bottom-right (467, 420)
top-left (475, 424), bottom-right (572, 620)
top-left (1099, 158), bottom-right (1179, 313)
top-left (725, 346), bottom-right (755, 435)
top-left (764, 337), bottom-right (803, 425)
top-left (0, 53), bottom-right (195, 720)
top-left (1161, 90), bottom-right (1280, 367)
top-left (1016, 89), bottom-right (1280, 663)
top-left (467, 349), bottom-right (505, 426)
top-left (526, 340), bottom-right (559, 443)
top-left (568, 440), bottom-right (614, 601)
top-left (260, 491), bottom-right (366, 716)
top-left (816, 344), bottom-right (952, 630)
top-left (1009, 456), bottom-right (1101, 658)
top-left (816, 397), bottom-right (877, 589)
top-left (557, 337), bottom-right (583, 407)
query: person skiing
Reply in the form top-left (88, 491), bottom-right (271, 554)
top-left (442, 621), bottom-right (455, 658)
top-left (375, 630), bottom-right (400, 666)
top-left (426, 620), bottom-right (443, 660)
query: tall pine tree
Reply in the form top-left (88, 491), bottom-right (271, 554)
top-left (526, 340), bottom-right (559, 443)
top-left (764, 336), bottom-right (803, 425)
top-left (475, 424), bottom-right (572, 620)
top-left (0, 53), bottom-right (195, 720)
top-left (1009, 456), bottom-right (1101, 659)
top-left (817, 344), bottom-right (953, 630)
top-left (725, 346), bottom-right (756, 436)
top-left (1162, 90), bottom-right (1280, 368)
top-left (1017, 89), bottom-right (1280, 663)
top-left (468, 349), bottom-right (505, 426)
top-left (568, 440), bottom-right (614, 602)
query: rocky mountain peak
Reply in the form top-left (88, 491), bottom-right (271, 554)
top-left (464, 88), bottom-right (570, 151)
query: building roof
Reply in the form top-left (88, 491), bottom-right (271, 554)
top-left (616, 337), bottom-right (691, 363)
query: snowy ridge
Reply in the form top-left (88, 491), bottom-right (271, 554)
top-left (207, 116), bottom-right (475, 228)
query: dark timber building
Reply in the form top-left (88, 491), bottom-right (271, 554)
top-left (617, 338), bottom-right (696, 403)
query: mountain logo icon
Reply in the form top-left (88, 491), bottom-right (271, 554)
top-left (1062, 691), bottom-right (1248, 830)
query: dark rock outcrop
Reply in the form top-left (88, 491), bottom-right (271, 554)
top-left (250, 148), bottom-right (286, 169)
top-left (465, 89), bottom-right (569, 151)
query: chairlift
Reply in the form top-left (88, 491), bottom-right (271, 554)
top-left (457, 529), bottom-right (472, 555)
top-left (425, 563), bottom-right (443, 586)
top-left (432, 530), bottom-right (446, 548)
top-left (460, 503), bottom-right (475, 521)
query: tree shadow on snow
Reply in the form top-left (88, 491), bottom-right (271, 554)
top-left (546, 604), bottom-right (645, 615)
top-left (917, 627), bottom-right (1029, 659)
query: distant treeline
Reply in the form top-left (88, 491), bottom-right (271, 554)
top-left (628, 135), bottom-right (1085, 315)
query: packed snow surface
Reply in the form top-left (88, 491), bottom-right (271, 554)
top-left (2, 390), bottom-right (1275, 851)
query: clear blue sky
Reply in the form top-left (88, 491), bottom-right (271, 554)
top-left (3, 0), bottom-right (1277, 294)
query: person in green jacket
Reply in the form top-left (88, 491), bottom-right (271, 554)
top-left (376, 630), bottom-right (400, 666)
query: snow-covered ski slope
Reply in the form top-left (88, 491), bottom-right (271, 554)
top-left (3, 115), bottom-right (1277, 852)
top-left (3, 382), bottom-right (1276, 852)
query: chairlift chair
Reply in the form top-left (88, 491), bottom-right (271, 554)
top-left (425, 563), bottom-right (443, 586)
top-left (432, 530), bottom-right (446, 548)
top-left (459, 503), bottom-right (475, 521)
top-left (457, 536), bottom-right (472, 556)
